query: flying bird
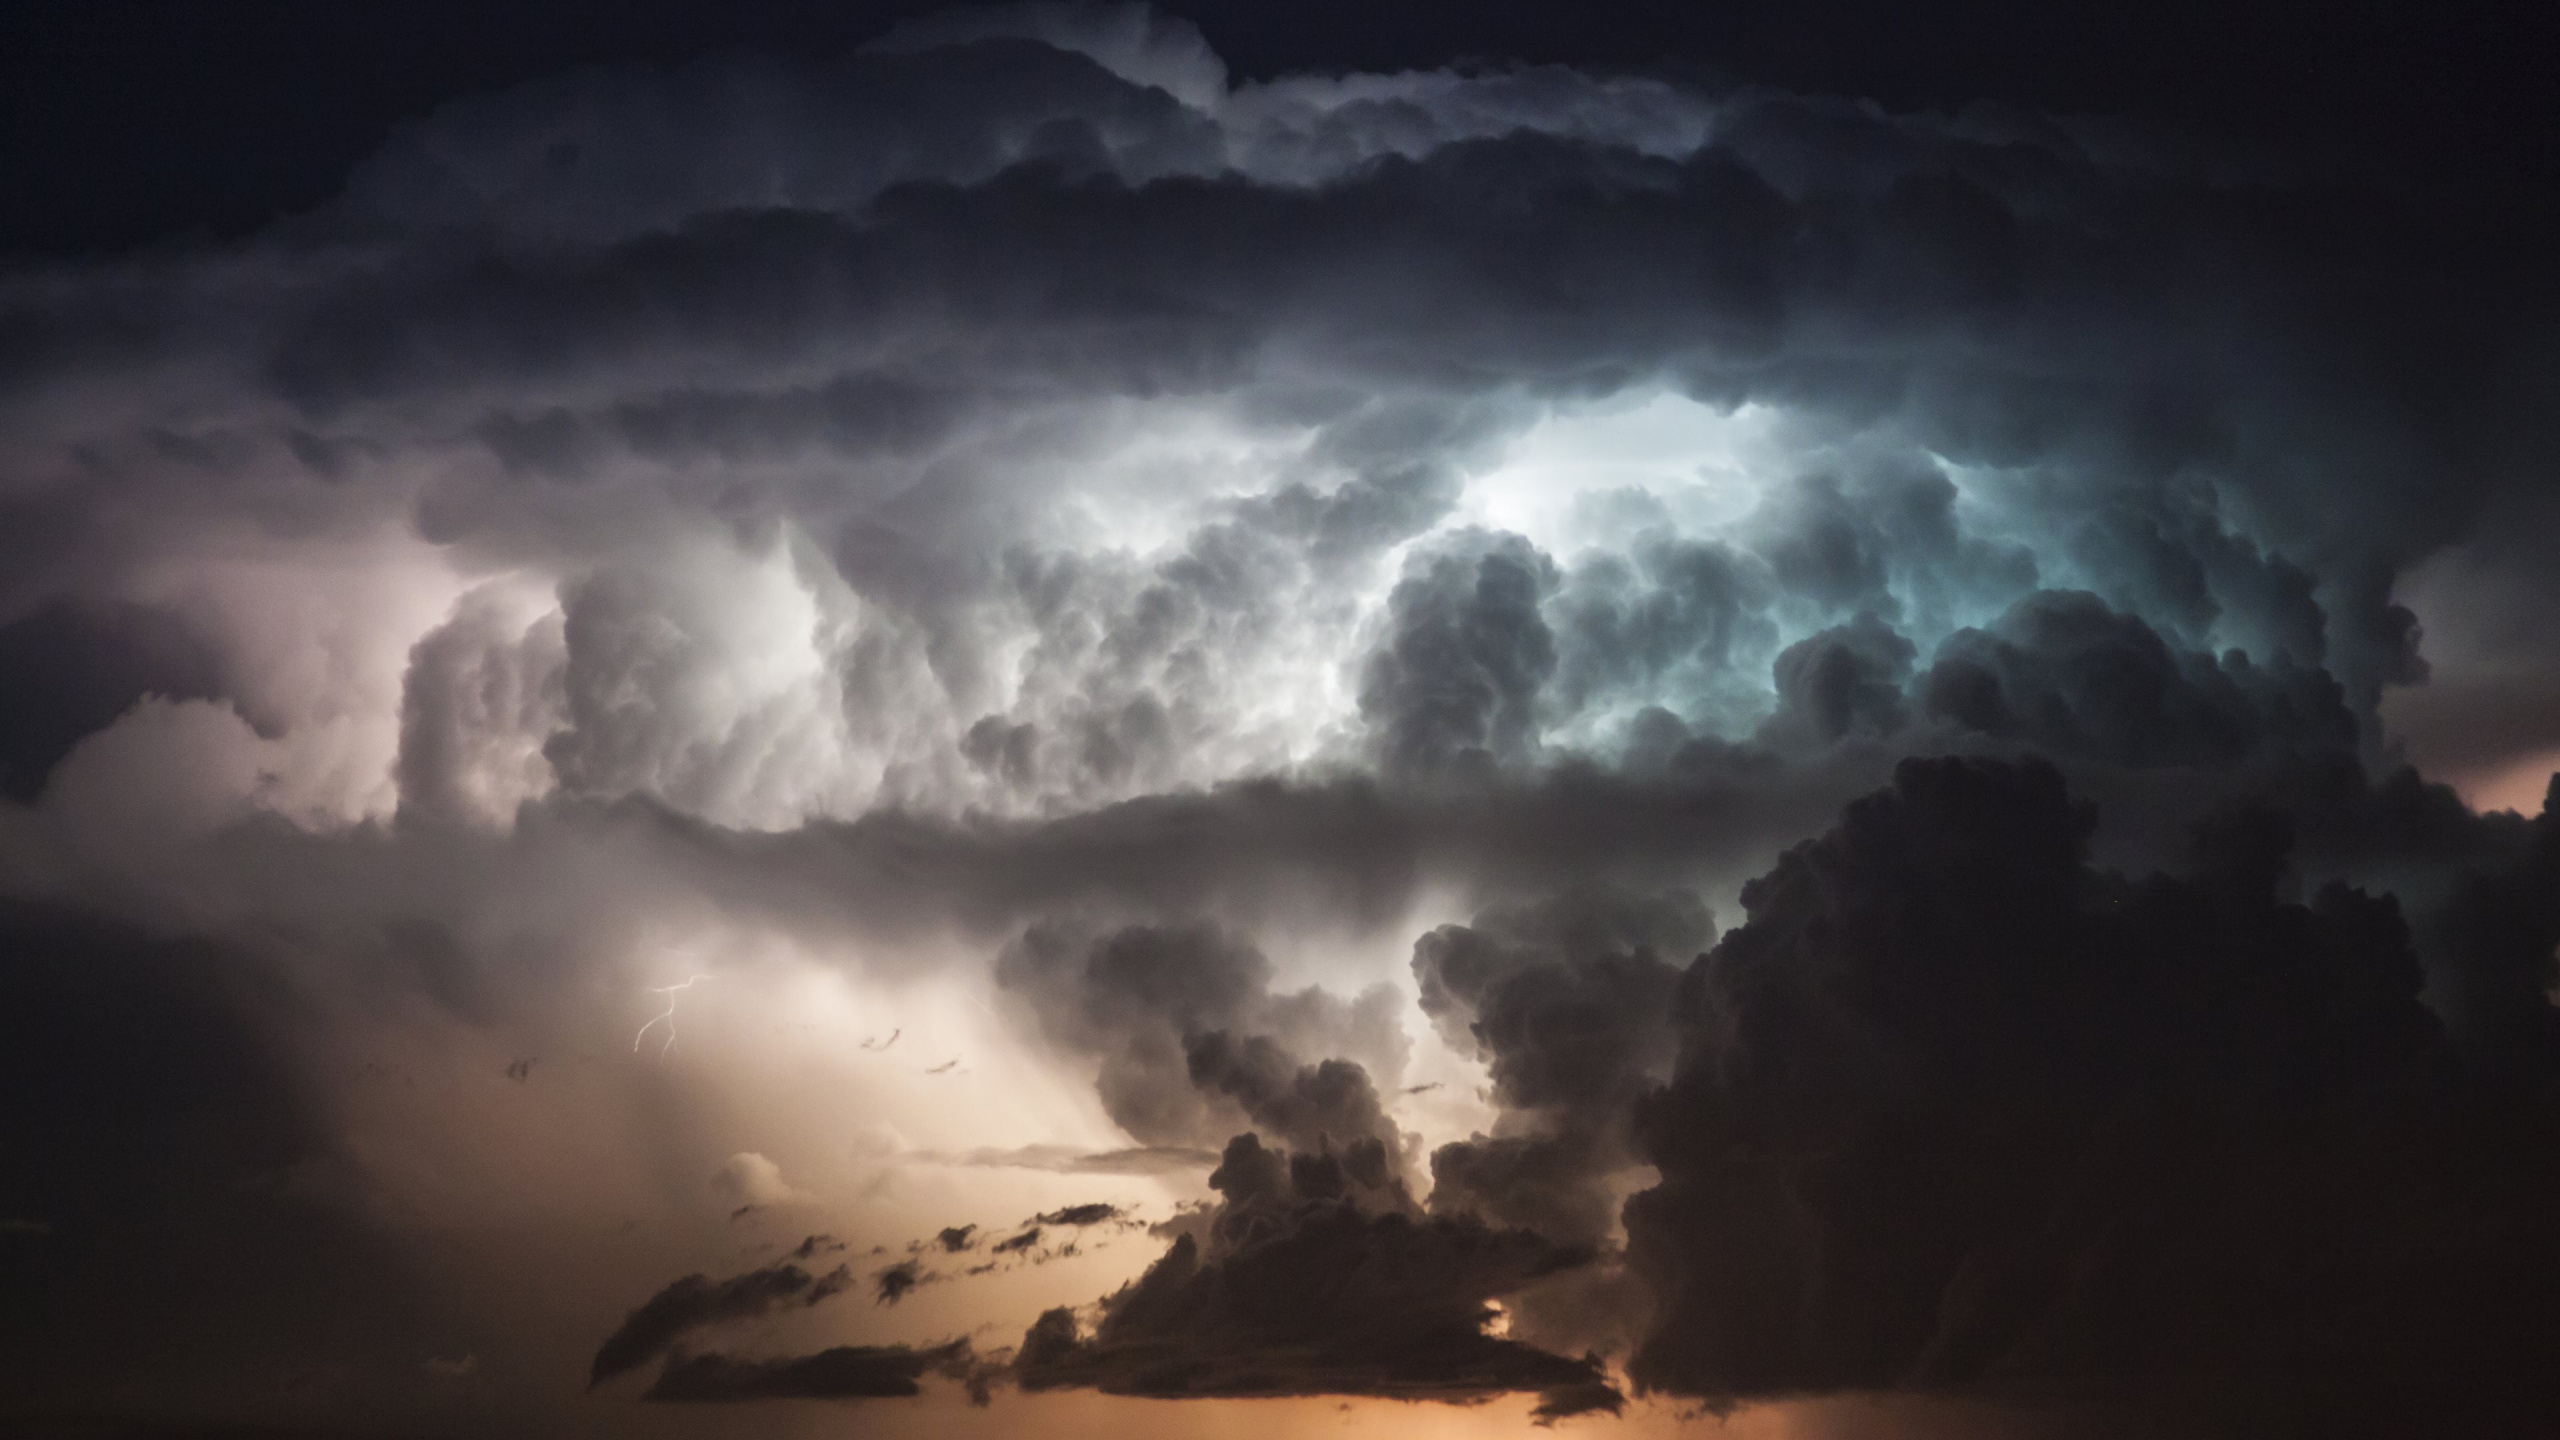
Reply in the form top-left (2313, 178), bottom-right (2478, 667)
top-left (860, 1028), bottom-right (900, 1052)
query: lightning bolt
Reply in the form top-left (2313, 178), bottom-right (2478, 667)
top-left (635, 975), bottom-right (713, 1057)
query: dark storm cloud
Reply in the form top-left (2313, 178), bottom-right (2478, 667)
top-left (1919, 590), bottom-right (2359, 768)
top-left (1622, 756), bottom-right (2560, 1419)
top-left (0, 4), bottom-right (2539, 831)
top-left (589, 1260), bottom-right (853, 1385)
top-left (1759, 611), bottom-right (1917, 749)
top-left (1395, 885), bottom-right (1714, 1367)
top-left (871, 1257), bottom-right (934, 1304)
top-left (1017, 1132), bottom-right (1610, 1409)
top-left (1548, 532), bottom-right (1777, 737)
top-left (1031, 1202), bottom-right (1123, 1226)
top-left (1414, 885), bottom-right (1707, 1243)
top-left (994, 918), bottom-right (1410, 1147)
top-left (2414, 780), bottom-right (2560, 1077)
top-left (1183, 1033), bottom-right (1409, 1162)
top-left (642, 1337), bottom-right (974, 1402)
top-left (618, 757), bottom-right (1889, 946)
top-left (12, 28), bottom-right (2528, 589)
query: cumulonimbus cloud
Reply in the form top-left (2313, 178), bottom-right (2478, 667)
top-left (3, 4), bottom-right (2557, 1433)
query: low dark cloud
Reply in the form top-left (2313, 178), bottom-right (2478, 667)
top-left (871, 1258), bottom-right (932, 1305)
top-left (1624, 756), bottom-right (2560, 1421)
top-left (1032, 1203), bottom-right (1122, 1226)
top-left (1184, 1032), bottom-right (1411, 1167)
top-left (1019, 1132), bottom-right (1609, 1411)
top-left (1415, 885), bottom-right (1706, 1245)
top-left (590, 1260), bottom-right (851, 1385)
top-left (996, 919), bottom-right (1410, 1149)
top-left (1920, 590), bottom-right (2360, 768)
top-left (788, 1233), bottom-right (846, 1261)
top-left (643, 1337), bottom-right (974, 1402)
top-left (1531, 1377), bottom-right (1629, 1425)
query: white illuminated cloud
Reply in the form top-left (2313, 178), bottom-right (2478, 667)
top-left (1452, 391), bottom-right (1785, 558)
top-left (711, 1151), bottom-right (818, 1209)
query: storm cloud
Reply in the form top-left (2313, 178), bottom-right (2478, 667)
top-left (2, 2), bottom-right (2556, 1435)
top-left (1625, 757), bottom-right (2560, 1421)
top-left (1016, 1132), bottom-right (1608, 1408)
top-left (590, 1258), bottom-right (854, 1384)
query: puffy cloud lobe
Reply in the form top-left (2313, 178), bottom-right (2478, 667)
top-left (395, 585), bottom-right (565, 827)
top-left (1183, 1032), bottom-right (1411, 1168)
top-left (1360, 531), bottom-right (1561, 778)
top-left (1623, 756), bottom-right (2560, 1413)
top-left (1547, 533), bottom-right (1777, 742)
top-left (995, 919), bottom-right (1408, 1147)
top-left (544, 539), bottom-right (884, 827)
top-left (1920, 590), bottom-right (2359, 767)
top-left (709, 1151), bottom-right (815, 1210)
top-left (1760, 611), bottom-right (1917, 749)
top-left (1410, 885), bottom-right (1708, 1363)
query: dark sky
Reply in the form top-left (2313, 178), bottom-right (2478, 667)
top-left (7, 0), bottom-right (2552, 255)
top-left (3, 5), bottom-right (2559, 1438)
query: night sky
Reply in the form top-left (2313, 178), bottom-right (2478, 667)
top-left (4, 4), bottom-right (2558, 1437)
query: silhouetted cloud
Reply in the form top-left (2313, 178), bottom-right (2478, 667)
top-left (872, 1258), bottom-right (933, 1306)
top-left (591, 1261), bottom-right (851, 1385)
top-left (1031, 1203), bottom-right (1122, 1226)
top-left (1624, 756), bottom-right (2560, 1424)
top-left (644, 1338), bottom-right (973, 1402)
top-left (996, 920), bottom-right (1410, 1151)
top-left (1019, 1132), bottom-right (1611, 1413)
